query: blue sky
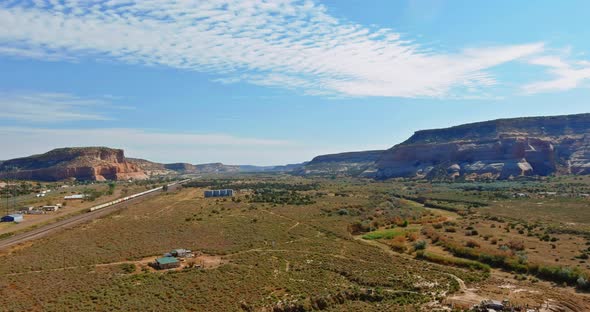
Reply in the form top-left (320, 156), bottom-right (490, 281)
top-left (0, 0), bottom-right (589, 165)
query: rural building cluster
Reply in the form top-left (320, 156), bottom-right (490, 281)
top-left (151, 248), bottom-right (196, 270)
top-left (35, 189), bottom-right (51, 197)
top-left (2, 203), bottom-right (64, 223)
top-left (20, 204), bottom-right (62, 214)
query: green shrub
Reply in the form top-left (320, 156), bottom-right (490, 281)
top-left (416, 251), bottom-right (490, 273)
top-left (413, 240), bottom-right (427, 251)
top-left (119, 263), bottom-right (136, 274)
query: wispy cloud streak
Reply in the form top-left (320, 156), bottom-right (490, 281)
top-left (0, 92), bottom-right (120, 122)
top-left (523, 55), bottom-right (590, 94)
top-left (0, 0), bottom-right (546, 98)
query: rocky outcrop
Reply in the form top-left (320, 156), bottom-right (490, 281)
top-left (0, 147), bottom-right (148, 181)
top-left (296, 150), bottom-right (384, 176)
top-left (375, 113), bottom-right (590, 180)
top-left (127, 158), bottom-right (173, 176)
top-left (193, 163), bottom-right (240, 173)
top-left (164, 163), bottom-right (197, 172)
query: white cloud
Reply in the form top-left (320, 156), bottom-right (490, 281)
top-left (522, 55), bottom-right (590, 94)
top-left (0, 0), bottom-right (546, 98)
top-left (0, 92), bottom-right (122, 122)
top-left (0, 126), bottom-right (322, 165)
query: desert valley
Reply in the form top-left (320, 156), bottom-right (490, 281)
top-left (1, 1), bottom-right (589, 311)
top-left (2, 114), bottom-right (590, 311)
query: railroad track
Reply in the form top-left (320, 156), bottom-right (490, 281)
top-left (0, 181), bottom-right (188, 251)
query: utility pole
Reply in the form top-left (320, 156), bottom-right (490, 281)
top-left (4, 175), bottom-right (9, 216)
top-left (12, 176), bottom-right (16, 213)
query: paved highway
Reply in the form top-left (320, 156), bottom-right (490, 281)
top-left (0, 181), bottom-right (187, 251)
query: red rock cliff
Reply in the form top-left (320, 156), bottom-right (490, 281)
top-left (0, 147), bottom-right (148, 181)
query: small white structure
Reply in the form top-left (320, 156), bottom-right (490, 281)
top-left (171, 249), bottom-right (192, 258)
top-left (539, 192), bottom-right (557, 196)
top-left (64, 194), bottom-right (86, 200)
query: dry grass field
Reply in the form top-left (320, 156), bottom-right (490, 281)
top-left (1, 176), bottom-right (590, 311)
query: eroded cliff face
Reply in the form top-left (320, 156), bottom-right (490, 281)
top-left (375, 114), bottom-right (590, 180)
top-left (0, 147), bottom-right (148, 181)
top-left (296, 150), bottom-right (384, 176)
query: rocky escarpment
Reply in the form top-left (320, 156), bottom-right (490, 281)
top-left (126, 158), bottom-right (173, 176)
top-left (296, 150), bottom-right (384, 176)
top-left (164, 163), bottom-right (197, 172)
top-left (0, 147), bottom-right (148, 181)
top-left (375, 113), bottom-right (590, 180)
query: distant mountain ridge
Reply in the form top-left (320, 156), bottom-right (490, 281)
top-left (239, 163), bottom-right (306, 173)
top-left (2, 113), bottom-right (589, 182)
top-left (128, 159), bottom-right (301, 175)
top-left (127, 159), bottom-right (240, 175)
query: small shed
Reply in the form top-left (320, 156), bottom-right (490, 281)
top-left (155, 257), bottom-right (180, 270)
top-left (171, 249), bottom-right (192, 258)
top-left (1, 214), bottom-right (24, 223)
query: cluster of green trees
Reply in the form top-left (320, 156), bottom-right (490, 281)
top-left (249, 189), bottom-right (315, 205)
top-left (0, 182), bottom-right (42, 197)
top-left (83, 188), bottom-right (104, 201)
top-left (416, 251), bottom-right (490, 273)
top-left (106, 183), bottom-right (116, 195)
top-left (392, 193), bottom-right (486, 210)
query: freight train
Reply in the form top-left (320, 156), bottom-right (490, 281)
top-left (89, 179), bottom-right (190, 212)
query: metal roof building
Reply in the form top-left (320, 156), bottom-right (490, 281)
top-left (204, 189), bottom-right (234, 198)
top-left (1, 214), bottom-right (24, 223)
top-left (155, 257), bottom-right (180, 270)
